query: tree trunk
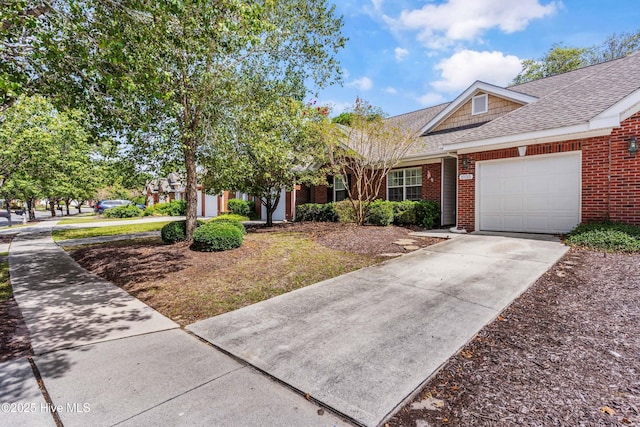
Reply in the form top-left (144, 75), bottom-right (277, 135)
top-left (65, 198), bottom-right (71, 215)
top-left (183, 139), bottom-right (198, 240)
top-left (49, 200), bottom-right (56, 217)
top-left (264, 192), bottom-right (280, 227)
top-left (77, 201), bottom-right (84, 214)
top-left (27, 198), bottom-right (35, 221)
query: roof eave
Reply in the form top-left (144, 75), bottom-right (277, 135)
top-left (418, 81), bottom-right (538, 136)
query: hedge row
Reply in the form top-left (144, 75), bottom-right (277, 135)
top-left (144, 200), bottom-right (186, 217)
top-left (296, 199), bottom-right (440, 228)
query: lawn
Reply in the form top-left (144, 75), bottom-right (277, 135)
top-left (52, 221), bottom-right (172, 241)
top-left (56, 215), bottom-right (143, 225)
top-left (0, 262), bottom-right (10, 301)
top-left (68, 223), bottom-right (442, 325)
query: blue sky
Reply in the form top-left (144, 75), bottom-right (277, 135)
top-left (316, 0), bottom-right (639, 117)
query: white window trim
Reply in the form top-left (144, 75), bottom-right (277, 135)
top-left (333, 175), bottom-right (346, 201)
top-left (471, 93), bottom-right (488, 115)
top-left (386, 167), bottom-right (422, 201)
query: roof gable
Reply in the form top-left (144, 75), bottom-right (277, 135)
top-left (418, 81), bottom-right (537, 136)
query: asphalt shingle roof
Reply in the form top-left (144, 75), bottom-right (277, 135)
top-left (394, 52), bottom-right (640, 157)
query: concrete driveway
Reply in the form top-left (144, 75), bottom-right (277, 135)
top-left (188, 233), bottom-right (569, 426)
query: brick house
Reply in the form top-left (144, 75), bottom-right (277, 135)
top-left (301, 52), bottom-right (640, 233)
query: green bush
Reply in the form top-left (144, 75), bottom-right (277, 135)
top-left (211, 213), bottom-right (249, 223)
top-left (131, 195), bottom-right (146, 205)
top-left (227, 198), bottom-right (251, 217)
top-left (144, 200), bottom-right (187, 216)
top-left (414, 200), bottom-right (440, 229)
top-left (366, 200), bottom-right (394, 226)
top-left (295, 203), bottom-right (338, 222)
top-left (103, 204), bottom-right (143, 218)
top-left (161, 219), bottom-right (205, 243)
top-left (191, 221), bottom-right (244, 252)
top-left (209, 215), bottom-right (246, 235)
top-left (161, 220), bottom-right (187, 243)
top-left (392, 200), bottom-right (417, 225)
top-left (333, 200), bottom-right (356, 223)
top-left (566, 222), bottom-right (640, 252)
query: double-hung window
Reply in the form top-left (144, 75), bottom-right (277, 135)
top-left (334, 176), bottom-right (347, 202)
top-left (387, 168), bottom-right (422, 201)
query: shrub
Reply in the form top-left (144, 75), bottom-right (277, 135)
top-left (191, 221), bottom-right (244, 252)
top-left (103, 204), bottom-right (143, 218)
top-left (366, 200), bottom-right (394, 226)
top-left (161, 219), bottom-right (205, 243)
top-left (209, 215), bottom-right (246, 235)
top-left (211, 213), bottom-right (249, 223)
top-left (414, 200), bottom-right (440, 229)
top-left (131, 195), bottom-right (146, 205)
top-left (227, 198), bottom-right (251, 217)
top-left (333, 200), bottom-right (356, 223)
top-left (392, 200), bottom-right (417, 225)
top-left (566, 222), bottom-right (640, 252)
top-left (144, 200), bottom-right (187, 216)
top-left (295, 203), bottom-right (338, 222)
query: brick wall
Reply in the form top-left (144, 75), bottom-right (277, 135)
top-left (456, 112), bottom-right (640, 231)
top-left (423, 163), bottom-right (441, 203)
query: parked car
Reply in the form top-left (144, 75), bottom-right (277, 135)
top-left (94, 200), bottom-right (132, 214)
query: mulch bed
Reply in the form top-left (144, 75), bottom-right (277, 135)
top-left (388, 248), bottom-right (640, 426)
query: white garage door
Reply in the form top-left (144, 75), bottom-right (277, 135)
top-left (477, 153), bottom-right (581, 233)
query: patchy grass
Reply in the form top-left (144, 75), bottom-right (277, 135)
top-left (52, 221), bottom-right (172, 241)
top-left (0, 252), bottom-right (8, 257)
top-left (69, 230), bottom-right (387, 325)
top-left (566, 222), bottom-right (640, 252)
top-left (0, 262), bottom-right (10, 301)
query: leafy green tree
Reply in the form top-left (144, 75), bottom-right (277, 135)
top-left (206, 96), bottom-right (329, 226)
top-left (0, 96), bottom-right (93, 219)
top-left (31, 0), bottom-right (345, 238)
top-left (512, 44), bottom-right (587, 84)
top-left (513, 30), bottom-right (640, 84)
top-left (327, 99), bottom-right (416, 225)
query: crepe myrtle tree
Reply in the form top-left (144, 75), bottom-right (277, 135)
top-left (28, 0), bottom-right (345, 239)
top-left (326, 98), bottom-right (417, 225)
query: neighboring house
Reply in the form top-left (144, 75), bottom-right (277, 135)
top-left (302, 52), bottom-right (640, 233)
top-left (145, 173), bottom-right (222, 218)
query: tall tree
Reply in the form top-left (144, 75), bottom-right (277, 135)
top-left (32, 0), bottom-right (345, 239)
top-left (327, 99), bottom-right (416, 225)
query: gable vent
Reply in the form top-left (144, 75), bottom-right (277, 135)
top-left (472, 94), bottom-right (488, 115)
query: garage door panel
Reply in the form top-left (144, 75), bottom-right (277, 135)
top-left (478, 153), bottom-right (580, 233)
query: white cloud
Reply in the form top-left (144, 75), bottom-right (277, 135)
top-left (385, 0), bottom-right (559, 49)
top-left (385, 86), bottom-right (398, 94)
top-left (371, 0), bottom-right (384, 12)
top-left (416, 92), bottom-right (447, 106)
top-left (347, 76), bottom-right (374, 91)
top-left (326, 100), bottom-right (354, 115)
top-left (432, 50), bottom-right (523, 93)
top-left (394, 47), bottom-right (409, 61)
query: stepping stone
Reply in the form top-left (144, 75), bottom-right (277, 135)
top-left (393, 239), bottom-right (417, 246)
top-left (404, 245), bottom-right (420, 251)
top-left (380, 253), bottom-right (403, 257)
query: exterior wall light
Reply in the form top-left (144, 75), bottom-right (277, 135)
top-left (629, 136), bottom-right (638, 155)
top-left (461, 157), bottom-right (469, 169)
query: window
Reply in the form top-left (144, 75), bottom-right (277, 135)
top-left (472, 93), bottom-right (488, 115)
top-left (334, 176), bottom-right (347, 202)
top-left (387, 168), bottom-right (422, 201)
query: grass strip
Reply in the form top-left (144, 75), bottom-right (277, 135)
top-left (0, 262), bottom-right (10, 301)
top-left (52, 221), bottom-right (172, 241)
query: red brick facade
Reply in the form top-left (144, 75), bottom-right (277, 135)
top-left (457, 112), bottom-right (640, 231)
top-left (422, 163), bottom-right (441, 203)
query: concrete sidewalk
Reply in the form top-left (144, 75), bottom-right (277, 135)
top-left (188, 234), bottom-right (569, 426)
top-left (2, 228), bottom-right (346, 426)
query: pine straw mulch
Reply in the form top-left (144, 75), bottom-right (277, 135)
top-left (388, 248), bottom-right (640, 427)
